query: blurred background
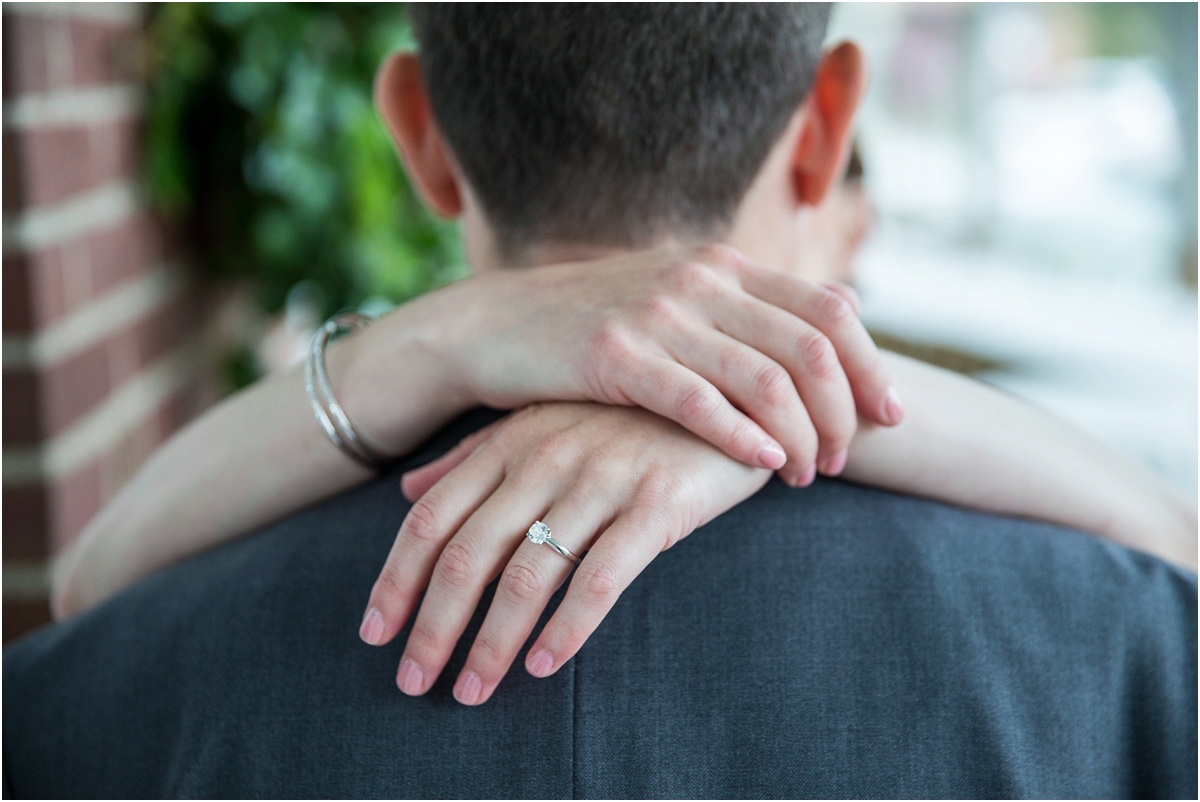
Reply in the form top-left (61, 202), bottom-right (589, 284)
top-left (827, 3), bottom-right (1197, 505)
top-left (3, 3), bottom-right (1196, 641)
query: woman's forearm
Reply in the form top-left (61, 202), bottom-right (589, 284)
top-left (50, 297), bottom-right (474, 618)
top-left (845, 352), bottom-right (1197, 570)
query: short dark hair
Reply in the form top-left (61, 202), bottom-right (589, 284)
top-left (408, 3), bottom-right (832, 258)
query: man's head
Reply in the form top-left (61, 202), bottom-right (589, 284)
top-left (377, 3), bottom-right (865, 273)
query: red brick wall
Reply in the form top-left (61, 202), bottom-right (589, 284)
top-left (3, 4), bottom-right (217, 643)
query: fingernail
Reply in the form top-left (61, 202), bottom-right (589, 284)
top-left (396, 658), bottom-right (425, 695)
top-left (758, 443), bottom-right (787, 470)
top-left (819, 449), bottom-right (848, 477)
top-left (454, 670), bottom-right (482, 705)
top-left (883, 386), bottom-right (905, 425)
top-left (796, 463), bottom-right (817, 487)
top-left (528, 649), bottom-right (555, 678)
top-left (359, 607), bottom-right (385, 645)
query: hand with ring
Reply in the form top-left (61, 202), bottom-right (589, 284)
top-left (394, 244), bottom-right (902, 486)
top-left (358, 402), bottom-right (770, 705)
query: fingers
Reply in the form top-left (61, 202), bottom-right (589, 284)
top-left (523, 502), bottom-right (669, 679)
top-left (395, 476), bottom-right (556, 696)
top-left (822, 282), bottom-right (860, 315)
top-left (453, 493), bottom-right (607, 705)
top-left (740, 269), bottom-right (904, 427)
top-left (667, 328), bottom-right (820, 486)
top-left (708, 295), bottom-right (856, 480)
top-left (360, 444), bottom-right (503, 648)
top-left (400, 420), bottom-right (502, 502)
top-left (614, 354), bottom-right (788, 471)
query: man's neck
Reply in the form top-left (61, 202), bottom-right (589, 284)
top-left (467, 229), bottom-right (700, 274)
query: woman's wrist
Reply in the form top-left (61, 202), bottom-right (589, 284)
top-left (332, 291), bottom-right (478, 457)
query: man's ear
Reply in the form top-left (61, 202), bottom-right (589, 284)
top-left (374, 52), bottom-right (463, 217)
top-left (791, 41), bottom-right (867, 207)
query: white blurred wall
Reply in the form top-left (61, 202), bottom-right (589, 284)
top-left (828, 3), bottom-right (1198, 502)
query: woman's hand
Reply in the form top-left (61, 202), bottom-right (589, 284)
top-left (358, 402), bottom-right (772, 705)
top-left (369, 244), bottom-right (901, 486)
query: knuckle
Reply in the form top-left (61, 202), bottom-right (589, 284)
top-left (435, 541), bottom-right (478, 589)
top-left (752, 364), bottom-right (795, 409)
top-left (577, 558), bottom-right (621, 604)
top-left (701, 242), bottom-right (744, 267)
top-left (500, 560), bottom-right (547, 603)
top-left (637, 468), bottom-right (685, 508)
top-left (469, 634), bottom-right (507, 669)
top-left (530, 432), bottom-right (568, 464)
top-left (554, 619), bottom-right (591, 653)
top-left (403, 496), bottom-right (446, 545)
top-left (674, 382), bottom-right (720, 426)
top-left (519, 433), bottom-right (574, 480)
top-left (373, 564), bottom-right (407, 605)
top-left (587, 321), bottom-right (634, 367)
top-left (408, 618), bottom-right (446, 654)
top-left (668, 261), bottom-right (720, 295)
top-left (639, 295), bottom-right (681, 325)
top-left (815, 286), bottom-right (856, 326)
top-left (800, 333), bottom-right (838, 380)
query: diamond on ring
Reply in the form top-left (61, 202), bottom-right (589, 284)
top-left (525, 520), bottom-right (581, 565)
top-left (527, 521), bottom-right (551, 545)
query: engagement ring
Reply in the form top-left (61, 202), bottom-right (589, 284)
top-left (526, 521), bottom-right (581, 565)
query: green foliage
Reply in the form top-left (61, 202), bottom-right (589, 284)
top-left (143, 2), bottom-right (464, 316)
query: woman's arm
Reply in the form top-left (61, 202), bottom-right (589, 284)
top-left (52, 246), bottom-right (899, 618)
top-left (365, 355), bottom-right (1194, 704)
top-left (400, 353), bottom-right (1197, 582)
top-left (362, 357), bottom-right (1190, 701)
top-left (843, 352), bottom-right (1197, 570)
top-left (49, 301), bottom-right (471, 618)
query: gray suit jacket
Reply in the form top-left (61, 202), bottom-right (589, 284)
top-left (5, 409), bottom-right (1197, 798)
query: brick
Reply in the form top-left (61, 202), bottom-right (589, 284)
top-left (40, 338), bottom-right (110, 436)
top-left (3, 361), bottom-right (216, 564)
top-left (48, 458), bottom-right (102, 552)
top-left (104, 291), bottom-right (191, 390)
top-left (49, 378), bottom-right (202, 551)
top-left (3, 251), bottom-right (33, 334)
top-left (2, 482), bottom-right (48, 560)
top-left (15, 126), bottom-right (91, 206)
top-left (2, 368), bottom-right (42, 447)
top-left (13, 282), bottom-right (193, 440)
top-left (19, 212), bottom-right (162, 330)
top-left (3, 128), bottom-right (27, 213)
top-left (3, 14), bottom-right (53, 97)
top-left (23, 244), bottom-right (69, 327)
top-left (14, 120), bottom-right (143, 208)
top-left (3, 597), bottom-right (52, 644)
top-left (69, 17), bottom-right (143, 88)
top-left (86, 212), bottom-right (160, 303)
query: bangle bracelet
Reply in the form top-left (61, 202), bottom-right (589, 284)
top-left (305, 312), bottom-right (391, 471)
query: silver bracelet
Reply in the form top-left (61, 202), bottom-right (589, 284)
top-left (305, 312), bottom-right (391, 471)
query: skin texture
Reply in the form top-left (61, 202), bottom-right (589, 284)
top-left (370, 403), bottom-right (772, 703)
top-left (375, 45), bottom-right (902, 483)
top-left (52, 39), bottom-right (1196, 716)
top-left (373, 351), bottom-right (1198, 706)
top-left (52, 42), bottom-right (899, 617)
top-left (358, 45), bottom-right (1197, 705)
